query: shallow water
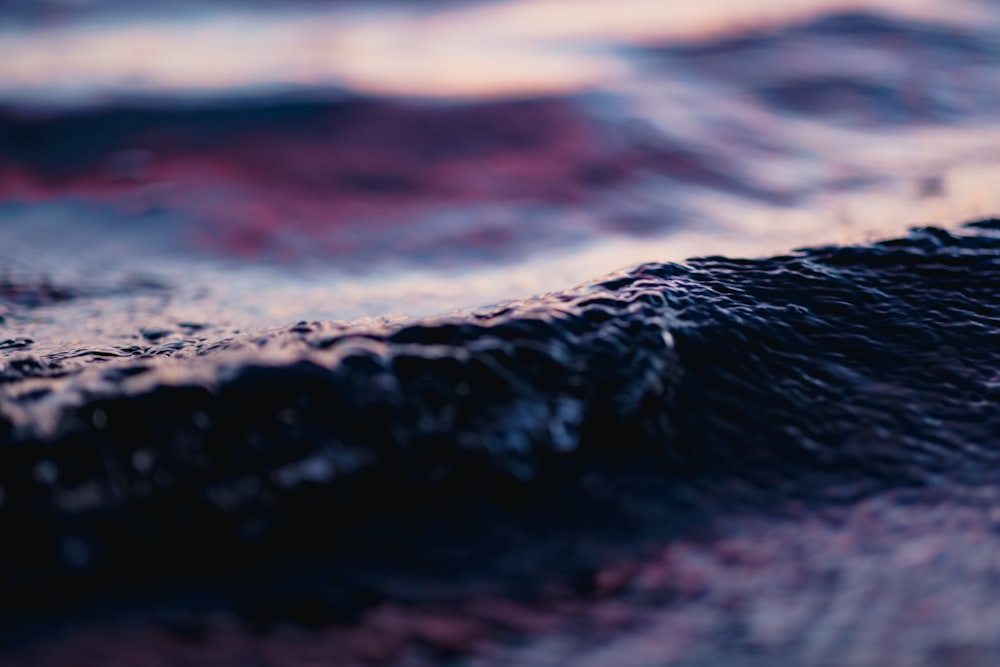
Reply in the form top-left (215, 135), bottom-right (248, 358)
top-left (2, 1), bottom-right (1000, 665)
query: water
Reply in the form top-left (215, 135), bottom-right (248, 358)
top-left (3, 0), bottom-right (1000, 334)
top-left (2, 1), bottom-right (1000, 665)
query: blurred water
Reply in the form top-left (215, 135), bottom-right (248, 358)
top-left (3, 3), bottom-right (1000, 666)
top-left (2, 0), bottom-right (1000, 350)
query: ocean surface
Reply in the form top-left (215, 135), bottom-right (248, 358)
top-left (2, 1), bottom-right (1000, 665)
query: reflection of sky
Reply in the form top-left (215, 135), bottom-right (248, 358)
top-left (1, 0), bottom-right (1000, 348)
top-left (0, 0), bottom-right (989, 103)
top-left (1, 6), bottom-right (1000, 663)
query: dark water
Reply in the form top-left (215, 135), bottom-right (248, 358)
top-left (2, 1), bottom-right (1000, 665)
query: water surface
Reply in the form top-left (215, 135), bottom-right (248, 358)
top-left (2, 1), bottom-right (1000, 665)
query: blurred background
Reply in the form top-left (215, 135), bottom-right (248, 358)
top-left (3, 5), bottom-right (1000, 665)
top-left (2, 0), bottom-right (1000, 345)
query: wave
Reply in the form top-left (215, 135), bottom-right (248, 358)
top-left (2, 220), bottom-right (999, 632)
top-left (3, 2), bottom-right (1000, 663)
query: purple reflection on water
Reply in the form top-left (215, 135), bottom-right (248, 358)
top-left (2, 1), bottom-right (1000, 665)
top-left (2, 0), bottom-right (1000, 437)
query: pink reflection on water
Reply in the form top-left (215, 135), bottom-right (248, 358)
top-left (0, 97), bottom-right (747, 262)
top-left (6, 488), bottom-right (1000, 667)
top-left (0, 0), bottom-right (998, 322)
top-left (0, 0), bottom-right (987, 104)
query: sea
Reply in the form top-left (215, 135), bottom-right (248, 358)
top-left (2, 1), bottom-right (1000, 665)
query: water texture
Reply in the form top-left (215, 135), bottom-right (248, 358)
top-left (2, 0), bottom-right (1000, 665)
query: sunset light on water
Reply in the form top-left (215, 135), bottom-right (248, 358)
top-left (2, 1), bottom-right (1000, 665)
